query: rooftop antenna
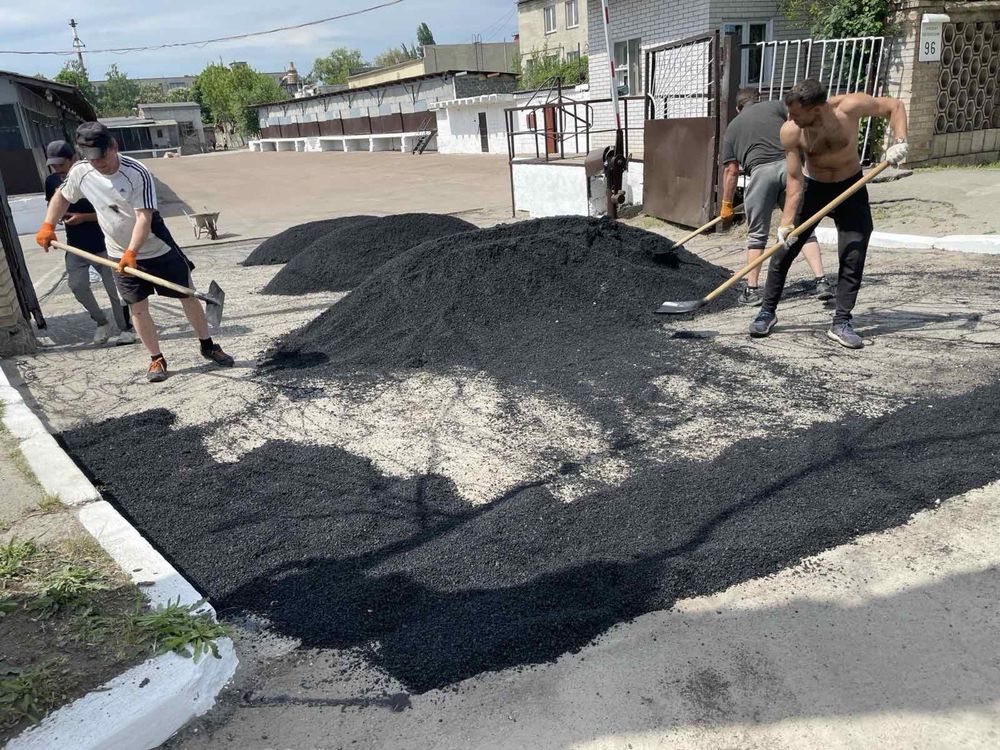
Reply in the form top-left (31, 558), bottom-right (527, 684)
top-left (69, 18), bottom-right (87, 77)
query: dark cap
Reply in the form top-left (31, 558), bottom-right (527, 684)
top-left (75, 121), bottom-right (113, 159)
top-left (45, 140), bottom-right (75, 166)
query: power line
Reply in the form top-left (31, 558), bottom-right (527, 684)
top-left (0, 1), bottom-right (405, 56)
top-left (477, 6), bottom-right (516, 42)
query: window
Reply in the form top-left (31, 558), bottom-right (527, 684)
top-left (566, 50), bottom-right (580, 62)
top-left (543, 5), bottom-right (556, 34)
top-left (565, 0), bottom-right (579, 29)
top-left (722, 21), bottom-right (772, 85)
top-left (156, 128), bottom-right (164, 138)
top-left (613, 37), bottom-right (641, 95)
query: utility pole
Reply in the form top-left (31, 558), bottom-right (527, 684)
top-left (69, 18), bottom-right (87, 76)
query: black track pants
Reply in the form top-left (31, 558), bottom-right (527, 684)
top-left (761, 172), bottom-right (873, 324)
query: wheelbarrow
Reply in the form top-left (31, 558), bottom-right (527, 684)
top-left (184, 209), bottom-right (220, 240)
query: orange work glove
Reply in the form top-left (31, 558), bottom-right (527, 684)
top-left (35, 222), bottom-right (57, 250)
top-left (115, 249), bottom-right (138, 274)
top-left (719, 200), bottom-right (734, 220)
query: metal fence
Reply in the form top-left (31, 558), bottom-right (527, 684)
top-left (645, 34), bottom-right (718, 120)
top-left (752, 36), bottom-right (889, 161)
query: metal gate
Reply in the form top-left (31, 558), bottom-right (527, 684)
top-left (642, 31), bottom-right (738, 228)
top-left (753, 36), bottom-right (889, 162)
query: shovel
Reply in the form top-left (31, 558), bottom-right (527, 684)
top-left (653, 203), bottom-right (744, 255)
top-left (52, 240), bottom-right (226, 328)
top-left (655, 162), bottom-right (890, 315)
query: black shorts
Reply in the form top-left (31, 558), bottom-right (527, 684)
top-left (114, 247), bottom-right (194, 305)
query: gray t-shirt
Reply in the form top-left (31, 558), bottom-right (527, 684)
top-left (721, 100), bottom-right (788, 176)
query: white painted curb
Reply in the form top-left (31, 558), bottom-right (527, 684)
top-left (0, 360), bottom-right (238, 750)
top-left (814, 226), bottom-right (1000, 254)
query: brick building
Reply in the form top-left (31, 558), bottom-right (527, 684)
top-left (517, 0), bottom-right (590, 64)
top-left (887, 0), bottom-right (1000, 165)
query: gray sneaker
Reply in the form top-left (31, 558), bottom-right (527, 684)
top-left (827, 321), bottom-right (864, 349)
top-left (814, 276), bottom-right (835, 300)
top-left (737, 285), bottom-right (763, 307)
top-left (749, 310), bottom-right (777, 338)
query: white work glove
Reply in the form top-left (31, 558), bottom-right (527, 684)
top-left (885, 140), bottom-right (908, 166)
top-left (777, 224), bottom-right (795, 249)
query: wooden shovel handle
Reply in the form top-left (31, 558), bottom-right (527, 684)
top-left (673, 203), bottom-right (745, 248)
top-left (703, 162), bottom-right (890, 304)
top-left (52, 240), bottom-right (197, 298)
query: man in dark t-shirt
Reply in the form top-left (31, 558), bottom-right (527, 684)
top-left (719, 89), bottom-right (831, 306)
top-left (44, 141), bottom-right (135, 345)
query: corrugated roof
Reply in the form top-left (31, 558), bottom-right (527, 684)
top-left (0, 70), bottom-right (97, 120)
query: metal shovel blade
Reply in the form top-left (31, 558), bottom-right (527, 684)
top-left (655, 299), bottom-right (705, 315)
top-left (199, 280), bottom-right (225, 329)
top-left (651, 240), bottom-right (679, 257)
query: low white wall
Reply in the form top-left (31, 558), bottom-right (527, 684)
top-left (9, 193), bottom-right (47, 236)
top-left (512, 162), bottom-right (589, 217)
top-left (436, 104), bottom-right (509, 154)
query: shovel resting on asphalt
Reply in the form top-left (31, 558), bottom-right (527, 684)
top-left (52, 240), bottom-right (226, 328)
top-left (652, 203), bottom-right (744, 256)
top-left (655, 161), bottom-right (891, 315)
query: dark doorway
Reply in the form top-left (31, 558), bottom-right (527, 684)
top-left (543, 106), bottom-right (559, 155)
top-left (478, 112), bottom-right (489, 153)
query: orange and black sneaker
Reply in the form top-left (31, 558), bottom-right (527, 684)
top-left (200, 343), bottom-right (235, 367)
top-left (147, 355), bottom-right (168, 383)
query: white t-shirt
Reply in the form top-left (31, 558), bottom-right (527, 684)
top-left (59, 155), bottom-right (171, 260)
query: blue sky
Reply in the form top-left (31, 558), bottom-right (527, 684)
top-left (0, 1), bottom-right (518, 80)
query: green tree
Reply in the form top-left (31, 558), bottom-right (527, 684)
top-left (373, 43), bottom-right (420, 68)
top-left (165, 87), bottom-right (194, 103)
top-left (311, 47), bottom-right (366, 84)
top-left (778, 0), bottom-right (892, 37)
top-left (194, 62), bottom-right (284, 138)
top-left (97, 64), bottom-right (140, 117)
top-left (138, 82), bottom-right (166, 105)
top-left (521, 51), bottom-right (588, 90)
top-left (416, 22), bottom-right (435, 55)
top-left (53, 61), bottom-right (98, 110)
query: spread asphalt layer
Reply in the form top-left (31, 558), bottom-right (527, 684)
top-left (55, 217), bottom-right (1000, 694)
top-left (260, 213), bottom-right (477, 294)
top-left (62, 383), bottom-right (1000, 693)
top-left (241, 215), bottom-right (374, 266)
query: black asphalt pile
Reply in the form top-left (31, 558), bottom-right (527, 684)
top-left (61, 382), bottom-right (1000, 692)
top-left (264, 216), bottom-right (733, 429)
top-left (242, 216), bottom-right (374, 266)
top-left (261, 213), bottom-right (477, 294)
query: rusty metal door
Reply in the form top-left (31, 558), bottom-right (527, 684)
top-left (543, 106), bottom-right (559, 155)
top-left (642, 32), bottom-right (724, 228)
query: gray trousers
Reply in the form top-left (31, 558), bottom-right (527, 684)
top-left (66, 251), bottom-right (131, 331)
top-left (744, 159), bottom-right (817, 250)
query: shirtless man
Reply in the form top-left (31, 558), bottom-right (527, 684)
top-left (748, 78), bottom-right (908, 349)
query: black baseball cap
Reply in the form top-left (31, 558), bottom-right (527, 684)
top-left (75, 121), bottom-right (113, 159)
top-left (45, 140), bottom-right (75, 166)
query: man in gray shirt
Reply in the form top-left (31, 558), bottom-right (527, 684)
top-left (720, 88), bottom-right (832, 306)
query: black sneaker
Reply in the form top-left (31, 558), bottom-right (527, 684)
top-left (749, 310), bottom-right (777, 338)
top-left (737, 285), bottom-right (763, 307)
top-left (827, 322), bottom-right (864, 349)
top-left (814, 276), bottom-right (835, 301)
top-left (147, 357), bottom-right (168, 383)
top-left (201, 344), bottom-right (235, 367)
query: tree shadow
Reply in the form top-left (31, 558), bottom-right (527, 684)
top-left (60, 378), bottom-right (1000, 694)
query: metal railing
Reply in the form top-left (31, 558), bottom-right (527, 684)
top-left (503, 93), bottom-right (651, 163)
top-left (753, 36), bottom-right (889, 162)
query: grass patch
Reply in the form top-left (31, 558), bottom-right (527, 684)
top-left (0, 538), bottom-right (38, 581)
top-left (34, 494), bottom-right (63, 515)
top-left (0, 663), bottom-right (68, 729)
top-left (28, 565), bottom-right (107, 619)
top-left (121, 599), bottom-right (229, 662)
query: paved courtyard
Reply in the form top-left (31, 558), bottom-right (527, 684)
top-left (6, 155), bottom-right (1000, 748)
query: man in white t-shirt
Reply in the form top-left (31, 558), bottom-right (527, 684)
top-left (36, 122), bottom-right (233, 382)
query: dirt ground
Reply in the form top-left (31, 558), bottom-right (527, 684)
top-left (7, 153), bottom-right (1000, 748)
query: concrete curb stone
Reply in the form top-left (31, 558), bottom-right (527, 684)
top-left (814, 226), bottom-right (1000, 254)
top-left (0, 360), bottom-right (238, 750)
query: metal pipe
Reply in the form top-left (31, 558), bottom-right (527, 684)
top-left (793, 40), bottom-right (802, 86)
top-left (768, 41), bottom-right (777, 100)
top-left (600, 0), bottom-right (621, 131)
